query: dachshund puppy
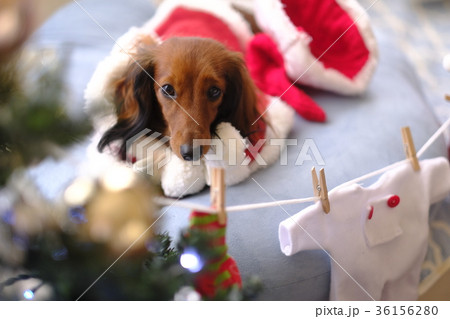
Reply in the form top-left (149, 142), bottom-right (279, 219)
top-left (97, 37), bottom-right (263, 163)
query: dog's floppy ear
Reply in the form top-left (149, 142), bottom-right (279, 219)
top-left (215, 52), bottom-right (264, 140)
top-left (98, 44), bottom-right (165, 160)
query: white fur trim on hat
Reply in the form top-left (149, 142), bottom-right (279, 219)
top-left (160, 151), bottom-right (207, 198)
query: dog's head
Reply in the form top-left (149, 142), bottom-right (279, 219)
top-left (98, 37), bottom-right (263, 161)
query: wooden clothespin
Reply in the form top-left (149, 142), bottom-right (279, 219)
top-left (210, 167), bottom-right (226, 225)
top-left (311, 167), bottom-right (330, 213)
top-left (445, 94), bottom-right (450, 102)
top-left (401, 126), bottom-right (420, 171)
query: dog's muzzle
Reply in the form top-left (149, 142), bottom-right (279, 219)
top-left (180, 144), bottom-right (203, 161)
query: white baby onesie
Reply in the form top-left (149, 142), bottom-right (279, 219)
top-left (279, 157), bottom-right (450, 301)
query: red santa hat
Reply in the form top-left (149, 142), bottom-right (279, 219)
top-left (246, 0), bottom-right (378, 121)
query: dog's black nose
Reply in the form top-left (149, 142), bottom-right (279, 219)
top-left (180, 144), bottom-right (203, 161)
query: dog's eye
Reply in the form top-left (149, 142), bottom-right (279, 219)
top-left (161, 84), bottom-right (176, 98)
top-left (207, 86), bottom-right (222, 100)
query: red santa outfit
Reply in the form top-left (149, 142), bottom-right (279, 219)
top-left (246, 0), bottom-right (378, 122)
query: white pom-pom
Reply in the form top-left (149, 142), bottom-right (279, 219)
top-left (443, 54), bottom-right (450, 72)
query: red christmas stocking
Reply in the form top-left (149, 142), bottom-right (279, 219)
top-left (188, 211), bottom-right (242, 298)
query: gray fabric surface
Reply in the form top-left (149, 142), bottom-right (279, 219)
top-left (24, 0), bottom-right (449, 300)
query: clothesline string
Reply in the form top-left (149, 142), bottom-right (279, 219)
top-left (156, 117), bottom-right (450, 213)
top-left (417, 116), bottom-right (450, 158)
top-left (155, 196), bottom-right (319, 213)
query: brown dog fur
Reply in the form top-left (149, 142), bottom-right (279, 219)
top-left (98, 37), bottom-right (263, 161)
